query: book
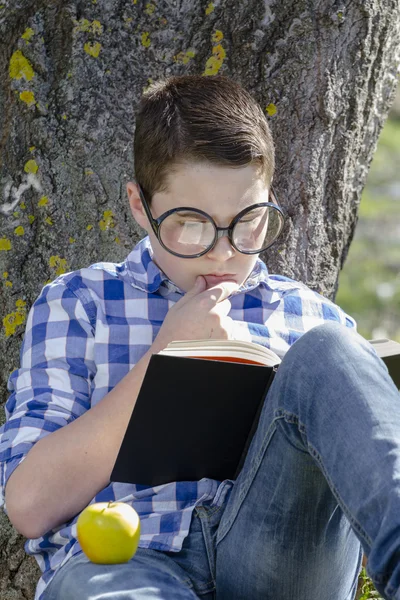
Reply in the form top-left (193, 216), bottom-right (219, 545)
top-left (368, 338), bottom-right (400, 388)
top-left (110, 336), bottom-right (400, 488)
top-left (158, 338), bottom-right (282, 366)
top-left (110, 339), bottom-right (280, 487)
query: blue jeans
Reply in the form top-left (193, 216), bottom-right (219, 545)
top-left (42, 322), bottom-right (400, 600)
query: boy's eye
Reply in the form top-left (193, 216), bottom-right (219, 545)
top-left (178, 220), bottom-right (207, 226)
top-left (239, 210), bottom-right (265, 222)
top-left (239, 218), bottom-right (259, 224)
top-left (179, 217), bottom-right (210, 225)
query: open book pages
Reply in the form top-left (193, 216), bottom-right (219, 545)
top-left (158, 339), bottom-right (282, 367)
top-left (369, 338), bottom-right (400, 358)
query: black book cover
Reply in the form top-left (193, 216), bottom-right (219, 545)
top-left (382, 354), bottom-right (400, 389)
top-left (110, 354), bottom-right (277, 487)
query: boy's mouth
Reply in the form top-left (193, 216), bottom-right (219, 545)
top-left (203, 273), bottom-right (237, 287)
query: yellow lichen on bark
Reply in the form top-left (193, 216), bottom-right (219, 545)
top-left (84, 42), bottom-right (102, 57)
top-left (91, 20), bottom-right (103, 34)
top-left (21, 27), bottom-right (35, 41)
top-left (265, 103), bottom-right (277, 116)
top-left (211, 30), bottom-right (223, 43)
top-left (3, 300), bottom-right (27, 337)
top-left (9, 50), bottom-right (35, 81)
top-left (203, 31), bottom-right (226, 76)
top-left (24, 159), bottom-right (38, 173)
top-left (49, 256), bottom-right (69, 276)
top-left (74, 19), bottom-right (103, 34)
top-left (19, 90), bottom-right (36, 106)
top-left (0, 238), bottom-right (12, 251)
top-left (174, 50), bottom-right (195, 64)
top-left (141, 32), bottom-right (151, 47)
top-left (99, 210), bottom-right (115, 230)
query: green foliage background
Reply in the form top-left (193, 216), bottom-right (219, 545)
top-left (338, 97), bottom-right (399, 600)
top-left (336, 115), bottom-right (400, 343)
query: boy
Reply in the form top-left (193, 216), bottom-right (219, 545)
top-left (0, 75), bottom-right (399, 600)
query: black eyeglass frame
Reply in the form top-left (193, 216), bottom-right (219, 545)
top-left (137, 183), bottom-right (285, 259)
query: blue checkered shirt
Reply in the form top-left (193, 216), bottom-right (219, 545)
top-left (0, 235), bottom-right (356, 599)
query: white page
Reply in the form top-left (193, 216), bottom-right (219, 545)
top-left (368, 338), bottom-right (400, 358)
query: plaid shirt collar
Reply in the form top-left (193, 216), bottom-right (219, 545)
top-left (125, 236), bottom-right (270, 296)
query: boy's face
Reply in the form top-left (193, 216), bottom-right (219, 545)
top-left (127, 161), bottom-right (271, 293)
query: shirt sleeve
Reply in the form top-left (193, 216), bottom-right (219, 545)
top-left (281, 285), bottom-right (357, 339)
top-left (0, 280), bottom-right (96, 512)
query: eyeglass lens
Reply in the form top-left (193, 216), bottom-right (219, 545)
top-left (158, 205), bottom-right (283, 256)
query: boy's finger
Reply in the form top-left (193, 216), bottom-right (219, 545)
top-left (178, 276), bottom-right (208, 306)
top-left (212, 298), bottom-right (232, 317)
top-left (202, 282), bottom-right (240, 305)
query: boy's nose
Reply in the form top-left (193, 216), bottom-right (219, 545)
top-left (206, 234), bottom-right (236, 260)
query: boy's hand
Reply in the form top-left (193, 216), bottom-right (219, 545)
top-left (151, 275), bottom-right (239, 352)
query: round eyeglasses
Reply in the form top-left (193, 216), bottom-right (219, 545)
top-left (137, 184), bottom-right (285, 259)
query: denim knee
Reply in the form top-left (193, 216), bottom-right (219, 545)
top-left (285, 321), bottom-right (377, 371)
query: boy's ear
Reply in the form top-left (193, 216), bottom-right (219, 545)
top-left (126, 182), bottom-right (149, 231)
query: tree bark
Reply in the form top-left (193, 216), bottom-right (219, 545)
top-left (0, 0), bottom-right (399, 597)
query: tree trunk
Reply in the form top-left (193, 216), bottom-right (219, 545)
top-left (0, 0), bottom-right (399, 597)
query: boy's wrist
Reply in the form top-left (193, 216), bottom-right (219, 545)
top-left (148, 337), bottom-right (168, 355)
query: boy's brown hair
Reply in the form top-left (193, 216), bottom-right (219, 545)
top-left (133, 75), bottom-right (275, 203)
